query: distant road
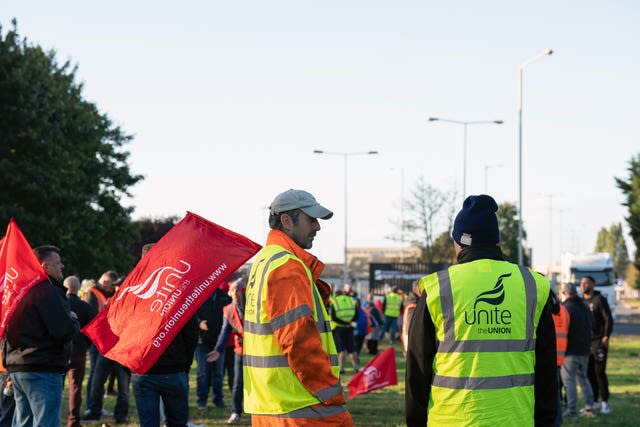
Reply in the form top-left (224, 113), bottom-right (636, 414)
top-left (614, 300), bottom-right (640, 336)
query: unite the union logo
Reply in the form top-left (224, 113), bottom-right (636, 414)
top-left (116, 260), bottom-right (192, 314)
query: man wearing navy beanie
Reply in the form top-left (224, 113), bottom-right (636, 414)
top-left (406, 195), bottom-right (558, 427)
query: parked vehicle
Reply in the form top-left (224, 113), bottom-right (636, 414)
top-left (560, 252), bottom-right (617, 318)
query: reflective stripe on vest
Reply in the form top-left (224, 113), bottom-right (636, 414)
top-left (243, 245), bottom-right (340, 415)
top-left (384, 292), bottom-right (402, 317)
top-left (422, 260), bottom-right (550, 426)
top-left (267, 404), bottom-right (348, 419)
top-left (333, 295), bottom-right (356, 323)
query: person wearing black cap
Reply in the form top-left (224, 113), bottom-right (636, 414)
top-left (405, 195), bottom-right (557, 427)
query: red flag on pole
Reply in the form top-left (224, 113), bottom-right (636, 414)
top-left (347, 347), bottom-right (398, 399)
top-left (0, 219), bottom-right (48, 339)
top-left (82, 212), bottom-right (261, 374)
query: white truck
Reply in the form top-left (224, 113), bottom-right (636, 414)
top-left (559, 252), bottom-right (617, 318)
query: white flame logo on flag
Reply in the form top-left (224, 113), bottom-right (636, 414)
top-left (116, 260), bottom-right (191, 301)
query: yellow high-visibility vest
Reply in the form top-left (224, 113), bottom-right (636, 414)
top-left (384, 292), bottom-right (402, 318)
top-left (419, 260), bottom-right (549, 426)
top-left (243, 245), bottom-right (340, 415)
top-left (333, 294), bottom-right (356, 324)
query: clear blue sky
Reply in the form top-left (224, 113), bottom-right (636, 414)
top-left (3, 1), bottom-right (639, 267)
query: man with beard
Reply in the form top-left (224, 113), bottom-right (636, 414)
top-left (580, 275), bottom-right (613, 414)
top-left (243, 189), bottom-right (354, 426)
top-left (3, 245), bottom-right (79, 427)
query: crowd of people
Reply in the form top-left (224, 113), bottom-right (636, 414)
top-left (0, 189), bottom-right (618, 427)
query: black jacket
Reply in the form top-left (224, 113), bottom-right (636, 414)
top-left (564, 295), bottom-right (594, 356)
top-left (195, 289), bottom-right (231, 346)
top-left (2, 278), bottom-right (79, 373)
top-left (584, 290), bottom-right (613, 342)
top-left (405, 246), bottom-right (557, 427)
top-left (68, 294), bottom-right (97, 357)
top-left (146, 315), bottom-right (199, 374)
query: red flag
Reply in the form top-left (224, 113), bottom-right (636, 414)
top-left (82, 212), bottom-right (261, 374)
top-left (347, 347), bottom-right (397, 399)
top-left (0, 219), bottom-right (48, 339)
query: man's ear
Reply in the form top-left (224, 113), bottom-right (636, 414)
top-left (280, 213), bottom-right (292, 231)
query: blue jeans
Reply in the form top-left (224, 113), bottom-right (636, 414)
top-left (88, 355), bottom-right (130, 422)
top-left (231, 354), bottom-right (243, 414)
top-left (10, 372), bottom-right (62, 427)
top-left (561, 354), bottom-right (593, 416)
top-left (132, 373), bottom-right (188, 427)
top-left (379, 316), bottom-right (398, 343)
top-left (195, 343), bottom-right (224, 406)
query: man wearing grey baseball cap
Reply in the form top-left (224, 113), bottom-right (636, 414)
top-left (243, 189), bottom-right (354, 426)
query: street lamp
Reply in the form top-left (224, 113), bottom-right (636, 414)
top-left (313, 149), bottom-right (379, 285)
top-left (428, 117), bottom-right (503, 200)
top-left (517, 48), bottom-right (553, 266)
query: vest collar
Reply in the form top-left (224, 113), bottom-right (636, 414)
top-left (456, 245), bottom-right (504, 264)
top-left (266, 229), bottom-right (325, 281)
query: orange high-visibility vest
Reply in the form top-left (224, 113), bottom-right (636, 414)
top-left (552, 304), bottom-right (570, 367)
top-left (88, 287), bottom-right (108, 313)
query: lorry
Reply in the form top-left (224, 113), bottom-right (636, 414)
top-left (559, 252), bottom-right (617, 318)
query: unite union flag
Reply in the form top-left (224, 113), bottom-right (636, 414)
top-left (0, 219), bottom-right (48, 340)
top-left (347, 347), bottom-right (398, 399)
top-left (82, 212), bottom-right (261, 374)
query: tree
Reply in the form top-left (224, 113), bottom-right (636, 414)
top-left (615, 154), bottom-right (640, 288)
top-left (0, 21), bottom-right (143, 278)
top-left (402, 176), bottom-right (456, 264)
top-left (497, 202), bottom-right (530, 265)
top-left (594, 223), bottom-right (630, 278)
top-left (131, 216), bottom-right (179, 260)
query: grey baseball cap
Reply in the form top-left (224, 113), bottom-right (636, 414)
top-left (269, 189), bottom-right (333, 220)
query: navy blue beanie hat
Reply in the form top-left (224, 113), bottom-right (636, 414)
top-left (452, 195), bottom-right (500, 246)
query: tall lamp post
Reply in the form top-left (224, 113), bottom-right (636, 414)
top-left (313, 149), bottom-right (379, 285)
top-left (428, 117), bottom-right (503, 200)
top-left (517, 48), bottom-right (553, 266)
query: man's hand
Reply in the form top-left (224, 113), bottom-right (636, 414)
top-left (601, 336), bottom-right (609, 348)
top-left (199, 320), bottom-right (208, 331)
top-left (207, 350), bottom-right (221, 362)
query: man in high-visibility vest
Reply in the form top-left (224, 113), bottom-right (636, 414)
top-left (330, 290), bottom-right (360, 374)
top-left (380, 286), bottom-right (403, 344)
top-left (244, 189), bottom-right (354, 426)
top-left (405, 194), bottom-right (557, 426)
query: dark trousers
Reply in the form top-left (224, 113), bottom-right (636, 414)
top-left (86, 344), bottom-right (99, 409)
top-left (88, 355), bottom-right (130, 422)
top-left (588, 344), bottom-right (610, 402)
top-left (223, 346), bottom-right (234, 392)
top-left (67, 353), bottom-right (86, 427)
top-left (231, 354), bottom-right (243, 414)
top-left (354, 335), bottom-right (366, 355)
top-left (132, 372), bottom-right (188, 427)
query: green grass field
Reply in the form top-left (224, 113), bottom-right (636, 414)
top-left (73, 334), bottom-right (639, 426)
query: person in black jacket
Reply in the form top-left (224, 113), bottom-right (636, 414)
top-left (194, 286), bottom-right (231, 409)
top-left (2, 245), bottom-right (79, 427)
top-left (405, 195), bottom-right (557, 427)
top-left (129, 243), bottom-right (199, 427)
top-left (580, 275), bottom-right (614, 414)
top-left (64, 275), bottom-right (97, 427)
top-left (560, 282), bottom-right (595, 418)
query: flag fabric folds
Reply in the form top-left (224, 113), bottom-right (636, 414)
top-left (0, 219), bottom-right (48, 340)
top-left (347, 347), bottom-right (397, 399)
top-left (82, 212), bottom-right (261, 374)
